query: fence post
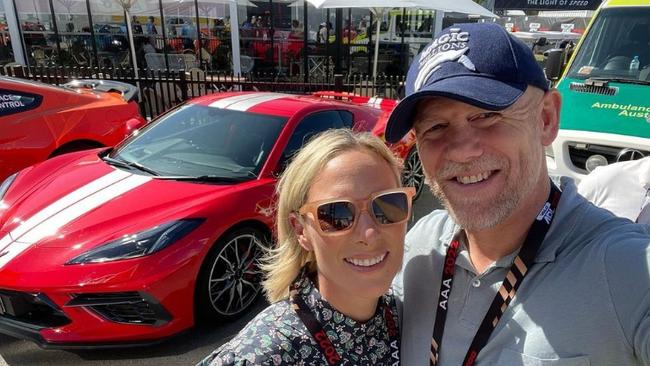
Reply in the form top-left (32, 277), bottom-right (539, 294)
top-left (334, 74), bottom-right (343, 92)
top-left (10, 65), bottom-right (25, 78)
top-left (179, 70), bottom-right (188, 101)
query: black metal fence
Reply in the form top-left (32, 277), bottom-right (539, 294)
top-left (1, 65), bottom-right (405, 120)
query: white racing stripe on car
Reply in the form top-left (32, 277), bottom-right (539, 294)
top-left (208, 93), bottom-right (266, 109)
top-left (0, 235), bottom-right (12, 256)
top-left (4, 169), bottom-right (130, 244)
top-left (0, 169), bottom-right (129, 255)
top-left (0, 171), bottom-right (150, 269)
top-left (225, 93), bottom-right (292, 111)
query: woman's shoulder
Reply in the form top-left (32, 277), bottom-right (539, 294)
top-left (197, 300), bottom-right (309, 366)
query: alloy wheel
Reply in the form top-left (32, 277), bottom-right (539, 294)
top-left (402, 148), bottom-right (425, 201)
top-left (207, 232), bottom-right (265, 317)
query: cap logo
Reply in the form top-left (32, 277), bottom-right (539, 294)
top-left (414, 28), bottom-right (475, 92)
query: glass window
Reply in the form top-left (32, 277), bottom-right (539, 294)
top-left (161, 0), bottom-right (200, 66)
top-left (197, 2), bottom-right (231, 73)
top-left (114, 104), bottom-right (287, 178)
top-left (53, 0), bottom-right (93, 67)
top-left (15, 0), bottom-right (55, 68)
top-left (0, 2), bottom-right (14, 66)
top-left (567, 8), bottom-right (650, 81)
top-left (89, 0), bottom-right (130, 69)
top-left (279, 110), bottom-right (349, 169)
top-left (130, 2), bottom-right (164, 71)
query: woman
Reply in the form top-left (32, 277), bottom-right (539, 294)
top-left (197, 129), bottom-right (414, 365)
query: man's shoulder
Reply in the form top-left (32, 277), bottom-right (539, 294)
top-left (595, 218), bottom-right (650, 264)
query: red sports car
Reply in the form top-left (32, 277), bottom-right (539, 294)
top-left (0, 91), bottom-right (418, 348)
top-left (0, 76), bottom-right (146, 181)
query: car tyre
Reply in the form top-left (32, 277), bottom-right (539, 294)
top-left (195, 227), bottom-right (269, 322)
top-left (402, 148), bottom-right (425, 201)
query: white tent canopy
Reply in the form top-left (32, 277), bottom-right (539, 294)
top-left (306, 0), bottom-right (496, 78)
top-left (306, 0), bottom-right (496, 17)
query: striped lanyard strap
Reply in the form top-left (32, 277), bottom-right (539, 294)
top-left (430, 183), bottom-right (562, 366)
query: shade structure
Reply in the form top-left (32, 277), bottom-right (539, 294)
top-left (306, 0), bottom-right (497, 78)
top-left (151, 0), bottom-right (258, 11)
top-left (114, 0), bottom-right (141, 82)
top-left (307, 0), bottom-right (495, 16)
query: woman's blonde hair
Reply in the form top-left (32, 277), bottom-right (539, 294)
top-left (262, 129), bottom-right (403, 302)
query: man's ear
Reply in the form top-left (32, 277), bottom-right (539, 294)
top-left (540, 89), bottom-right (561, 146)
top-left (289, 212), bottom-right (313, 251)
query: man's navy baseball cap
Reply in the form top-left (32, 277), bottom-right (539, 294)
top-left (385, 22), bottom-right (549, 143)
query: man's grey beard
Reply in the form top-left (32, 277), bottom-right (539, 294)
top-left (425, 153), bottom-right (540, 231)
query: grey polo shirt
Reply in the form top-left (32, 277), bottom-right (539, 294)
top-left (393, 178), bottom-right (650, 365)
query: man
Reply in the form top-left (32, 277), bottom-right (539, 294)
top-left (132, 16), bottom-right (142, 34)
top-left (578, 156), bottom-right (650, 223)
top-left (386, 22), bottom-right (650, 365)
top-left (145, 16), bottom-right (157, 35)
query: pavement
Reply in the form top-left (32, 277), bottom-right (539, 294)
top-left (0, 189), bottom-right (442, 365)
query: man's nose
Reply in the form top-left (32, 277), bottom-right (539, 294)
top-left (445, 125), bottom-right (483, 163)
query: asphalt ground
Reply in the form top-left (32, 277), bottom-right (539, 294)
top-left (0, 188), bottom-right (442, 366)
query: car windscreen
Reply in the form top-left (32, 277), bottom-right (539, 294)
top-left (567, 8), bottom-right (650, 82)
top-left (112, 103), bottom-right (287, 179)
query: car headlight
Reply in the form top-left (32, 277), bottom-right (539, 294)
top-left (66, 219), bottom-right (204, 265)
top-left (0, 173), bottom-right (18, 201)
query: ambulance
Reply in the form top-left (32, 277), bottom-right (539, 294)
top-left (545, 0), bottom-right (650, 182)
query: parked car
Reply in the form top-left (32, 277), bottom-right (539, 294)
top-left (0, 91), bottom-right (418, 348)
top-left (0, 77), bottom-right (146, 181)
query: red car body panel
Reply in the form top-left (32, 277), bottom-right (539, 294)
top-left (0, 77), bottom-right (146, 181)
top-left (0, 91), bottom-right (414, 347)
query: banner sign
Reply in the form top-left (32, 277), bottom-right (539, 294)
top-left (494, 0), bottom-right (601, 10)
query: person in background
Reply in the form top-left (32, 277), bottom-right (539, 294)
top-left (578, 156), bottom-right (650, 223)
top-left (132, 16), bottom-right (142, 34)
top-left (142, 36), bottom-right (156, 55)
top-left (197, 129), bottom-right (411, 365)
top-left (146, 16), bottom-right (157, 35)
top-left (385, 22), bottom-right (650, 365)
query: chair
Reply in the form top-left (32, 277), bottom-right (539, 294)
top-left (145, 53), bottom-right (198, 71)
top-left (240, 55), bottom-right (254, 74)
top-left (145, 52), bottom-right (165, 70)
top-left (31, 46), bottom-right (47, 67)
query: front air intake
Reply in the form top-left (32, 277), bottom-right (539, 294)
top-left (66, 292), bottom-right (171, 326)
top-left (0, 289), bottom-right (71, 328)
top-left (569, 82), bottom-right (618, 96)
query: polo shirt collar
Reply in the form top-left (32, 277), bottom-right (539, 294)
top-left (437, 176), bottom-right (583, 266)
top-left (533, 177), bottom-right (582, 263)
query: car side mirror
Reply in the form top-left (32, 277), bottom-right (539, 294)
top-left (544, 48), bottom-right (565, 81)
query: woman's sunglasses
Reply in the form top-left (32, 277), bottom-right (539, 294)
top-left (298, 187), bottom-right (416, 235)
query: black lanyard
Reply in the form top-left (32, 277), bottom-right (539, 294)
top-left (430, 183), bottom-right (562, 366)
top-left (290, 277), bottom-right (401, 366)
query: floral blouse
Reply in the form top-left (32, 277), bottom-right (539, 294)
top-left (197, 271), bottom-right (400, 366)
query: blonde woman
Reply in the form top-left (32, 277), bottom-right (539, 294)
top-left (198, 129), bottom-right (414, 365)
